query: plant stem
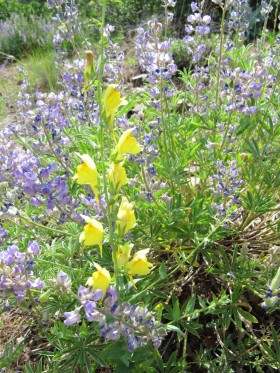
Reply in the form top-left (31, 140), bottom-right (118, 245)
top-left (95, 0), bottom-right (120, 295)
top-left (215, 4), bottom-right (227, 106)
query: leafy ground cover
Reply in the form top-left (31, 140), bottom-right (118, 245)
top-left (0, 0), bottom-right (280, 372)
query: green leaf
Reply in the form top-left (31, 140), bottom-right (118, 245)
top-left (159, 262), bottom-right (167, 279)
top-left (271, 326), bottom-right (280, 359)
top-left (185, 294), bottom-right (196, 315)
top-left (79, 320), bottom-right (88, 338)
top-left (87, 348), bottom-right (108, 367)
top-left (184, 322), bottom-right (200, 338)
top-left (237, 308), bottom-right (258, 324)
top-left (83, 351), bottom-right (93, 373)
top-left (167, 325), bottom-right (185, 338)
top-left (223, 311), bottom-right (231, 330)
top-left (166, 351), bottom-right (178, 370)
top-left (154, 349), bottom-right (164, 372)
top-left (233, 308), bottom-right (242, 330)
top-left (172, 298), bottom-right (181, 320)
top-left (101, 341), bottom-right (126, 360)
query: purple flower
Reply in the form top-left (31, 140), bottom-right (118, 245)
top-left (0, 242), bottom-right (44, 303)
top-left (191, 2), bottom-right (199, 12)
top-left (64, 307), bottom-right (82, 326)
top-left (27, 241), bottom-right (40, 255)
top-left (64, 287), bottom-right (166, 351)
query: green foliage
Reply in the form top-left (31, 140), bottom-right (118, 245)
top-left (0, 13), bottom-right (54, 62)
top-left (0, 340), bottom-right (24, 369)
top-left (23, 49), bottom-right (58, 92)
top-left (170, 38), bottom-right (192, 70)
top-left (0, 95), bottom-right (5, 118)
top-left (0, 0), bottom-right (50, 20)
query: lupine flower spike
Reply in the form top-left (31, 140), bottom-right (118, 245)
top-left (64, 286), bottom-right (166, 350)
top-left (79, 215), bottom-right (104, 256)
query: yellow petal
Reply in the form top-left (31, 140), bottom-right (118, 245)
top-left (118, 129), bottom-right (142, 154)
top-left (116, 197), bottom-right (136, 235)
top-left (108, 162), bottom-right (128, 192)
top-left (79, 215), bottom-right (104, 248)
top-left (103, 85), bottom-right (127, 132)
top-left (112, 129), bottom-right (142, 161)
top-left (116, 242), bottom-right (134, 267)
top-left (87, 263), bottom-right (111, 293)
top-left (74, 154), bottom-right (98, 185)
top-left (125, 250), bottom-right (153, 276)
top-left (73, 154), bottom-right (99, 204)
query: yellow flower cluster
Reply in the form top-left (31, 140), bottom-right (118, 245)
top-left (117, 245), bottom-right (153, 285)
top-left (72, 81), bottom-right (152, 295)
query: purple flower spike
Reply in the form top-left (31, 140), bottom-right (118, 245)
top-left (65, 286), bottom-right (167, 351)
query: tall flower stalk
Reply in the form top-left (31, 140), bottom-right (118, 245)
top-left (215, 1), bottom-right (228, 106)
top-left (94, 0), bottom-right (121, 293)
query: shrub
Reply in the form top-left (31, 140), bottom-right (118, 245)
top-left (23, 49), bottom-right (58, 92)
top-left (0, 0), bottom-right (50, 21)
top-left (0, 13), bottom-right (54, 62)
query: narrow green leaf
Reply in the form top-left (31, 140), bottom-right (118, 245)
top-left (172, 299), bottom-right (181, 320)
top-left (233, 308), bottom-right (242, 330)
top-left (237, 308), bottom-right (258, 324)
top-left (154, 349), bottom-right (164, 372)
top-left (88, 349), bottom-right (108, 367)
top-left (184, 323), bottom-right (200, 338)
top-left (159, 262), bottom-right (167, 279)
top-left (166, 351), bottom-right (178, 370)
top-left (185, 294), bottom-right (196, 315)
top-left (271, 326), bottom-right (280, 358)
top-left (167, 325), bottom-right (185, 338)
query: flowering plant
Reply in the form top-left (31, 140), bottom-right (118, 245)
top-left (1, 0), bottom-right (280, 371)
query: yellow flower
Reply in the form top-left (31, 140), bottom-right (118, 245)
top-left (108, 162), bottom-right (128, 192)
top-left (116, 242), bottom-right (133, 267)
top-left (103, 84), bottom-right (127, 132)
top-left (86, 263), bottom-right (111, 294)
top-left (79, 215), bottom-right (104, 256)
top-left (116, 197), bottom-right (136, 235)
top-left (125, 249), bottom-right (153, 285)
top-left (111, 128), bottom-right (142, 161)
top-left (73, 154), bottom-right (99, 204)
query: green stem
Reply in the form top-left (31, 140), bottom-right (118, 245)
top-left (160, 77), bottom-right (175, 194)
top-left (215, 4), bottom-right (227, 106)
top-left (42, 127), bottom-right (71, 174)
top-left (273, 3), bottom-right (279, 36)
top-left (260, 0), bottom-right (273, 50)
top-left (95, 0), bottom-right (120, 295)
top-left (18, 214), bottom-right (72, 236)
